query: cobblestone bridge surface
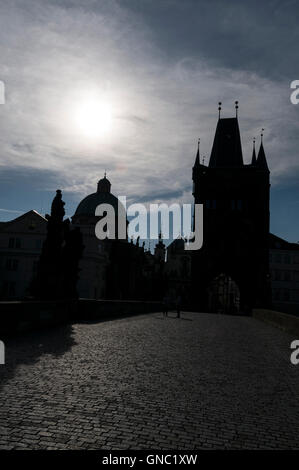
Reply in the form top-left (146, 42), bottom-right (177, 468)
top-left (0, 312), bottom-right (299, 449)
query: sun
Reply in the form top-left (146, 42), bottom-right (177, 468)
top-left (73, 96), bottom-right (113, 138)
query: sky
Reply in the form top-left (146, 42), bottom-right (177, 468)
top-left (0, 0), bottom-right (299, 242)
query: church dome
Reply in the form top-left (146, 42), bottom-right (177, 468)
top-left (74, 175), bottom-right (121, 217)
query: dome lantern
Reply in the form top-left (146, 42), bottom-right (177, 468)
top-left (97, 173), bottom-right (111, 193)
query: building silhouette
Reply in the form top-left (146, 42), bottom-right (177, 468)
top-left (0, 210), bottom-right (47, 299)
top-left (191, 106), bottom-right (271, 312)
top-left (269, 233), bottom-right (299, 314)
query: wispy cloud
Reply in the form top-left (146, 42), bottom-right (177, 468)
top-left (0, 208), bottom-right (24, 214)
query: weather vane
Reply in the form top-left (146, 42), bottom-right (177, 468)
top-left (261, 128), bottom-right (264, 142)
top-left (218, 102), bottom-right (222, 119)
top-left (235, 100), bottom-right (239, 117)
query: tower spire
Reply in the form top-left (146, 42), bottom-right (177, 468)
top-left (235, 100), bottom-right (239, 118)
top-left (218, 102), bottom-right (222, 119)
top-left (257, 128), bottom-right (269, 171)
top-left (194, 138), bottom-right (200, 167)
top-left (251, 137), bottom-right (257, 165)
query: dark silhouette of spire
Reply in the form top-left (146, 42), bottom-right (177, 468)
top-left (194, 138), bottom-right (200, 167)
top-left (257, 141), bottom-right (269, 170)
top-left (256, 129), bottom-right (269, 170)
top-left (251, 138), bottom-right (257, 165)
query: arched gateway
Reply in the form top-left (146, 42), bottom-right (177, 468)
top-left (208, 273), bottom-right (240, 314)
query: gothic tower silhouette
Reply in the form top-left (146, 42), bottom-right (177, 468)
top-left (192, 104), bottom-right (271, 313)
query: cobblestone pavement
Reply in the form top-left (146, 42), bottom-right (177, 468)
top-left (0, 312), bottom-right (299, 449)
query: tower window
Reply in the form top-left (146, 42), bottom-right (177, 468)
top-left (205, 200), bottom-right (216, 209)
top-left (231, 200), bottom-right (242, 211)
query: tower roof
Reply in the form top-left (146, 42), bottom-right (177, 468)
top-left (209, 117), bottom-right (243, 168)
top-left (256, 142), bottom-right (269, 171)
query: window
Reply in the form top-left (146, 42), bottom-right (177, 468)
top-left (35, 239), bottom-right (42, 249)
top-left (275, 254), bottom-right (281, 263)
top-left (2, 281), bottom-right (16, 297)
top-left (283, 290), bottom-right (290, 301)
top-left (284, 271), bottom-right (291, 282)
top-left (8, 237), bottom-right (21, 249)
top-left (274, 289), bottom-right (280, 301)
top-left (5, 259), bottom-right (19, 271)
top-left (274, 270), bottom-right (282, 281)
top-left (284, 254), bottom-right (291, 264)
top-left (33, 261), bottom-right (38, 272)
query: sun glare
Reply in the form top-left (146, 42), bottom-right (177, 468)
top-left (73, 96), bottom-right (113, 138)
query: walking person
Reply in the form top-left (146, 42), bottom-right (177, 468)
top-left (163, 294), bottom-right (169, 317)
top-left (176, 294), bottom-right (182, 318)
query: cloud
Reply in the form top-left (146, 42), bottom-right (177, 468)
top-left (0, 0), bottom-right (298, 223)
